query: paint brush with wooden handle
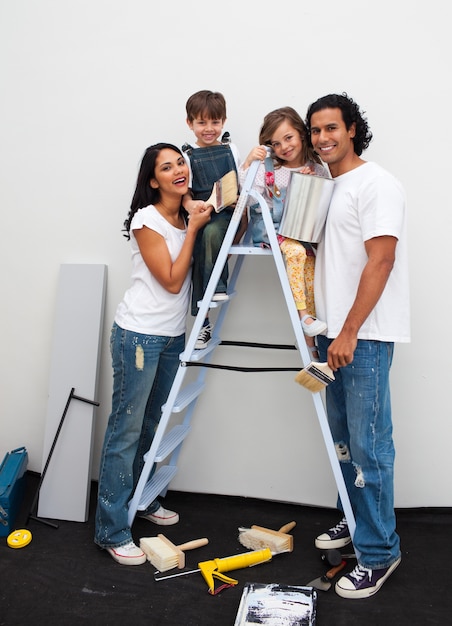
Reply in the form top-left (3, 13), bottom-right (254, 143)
top-left (206, 170), bottom-right (238, 212)
top-left (238, 521), bottom-right (296, 553)
top-left (140, 534), bottom-right (208, 572)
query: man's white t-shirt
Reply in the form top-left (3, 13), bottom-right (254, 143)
top-left (314, 161), bottom-right (410, 343)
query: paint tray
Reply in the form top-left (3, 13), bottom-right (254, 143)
top-left (234, 582), bottom-right (317, 625)
top-left (0, 446), bottom-right (28, 536)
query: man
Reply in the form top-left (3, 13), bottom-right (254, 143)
top-left (306, 93), bottom-right (410, 599)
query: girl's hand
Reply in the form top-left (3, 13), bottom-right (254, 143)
top-left (243, 145), bottom-right (268, 169)
top-left (298, 165), bottom-right (314, 175)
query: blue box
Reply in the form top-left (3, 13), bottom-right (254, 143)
top-left (0, 446), bottom-right (28, 536)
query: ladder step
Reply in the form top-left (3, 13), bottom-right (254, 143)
top-left (154, 424), bottom-right (191, 462)
top-left (136, 465), bottom-right (177, 511)
top-left (187, 338), bottom-right (222, 362)
top-left (229, 245), bottom-right (273, 255)
top-left (196, 292), bottom-right (236, 309)
top-left (163, 381), bottom-right (205, 412)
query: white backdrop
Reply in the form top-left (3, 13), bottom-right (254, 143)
top-left (1, 0), bottom-right (450, 508)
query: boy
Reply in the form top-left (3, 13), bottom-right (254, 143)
top-left (183, 90), bottom-right (244, 349)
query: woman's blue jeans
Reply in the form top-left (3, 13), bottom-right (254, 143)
top-left (94, 323), bottom-right (184, 548)
top-left (317, 336), bottom-right (401, 569)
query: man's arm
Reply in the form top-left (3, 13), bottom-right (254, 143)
top-left (327, 235), bottom-right (397, 370)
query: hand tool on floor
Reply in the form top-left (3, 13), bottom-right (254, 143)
top-left (154, 547), bottom-right (273, 594)
top-left (238, 521), bottom-right (296, 553)
top-left (320, 548), bottom-right (356, 567)
top-left (139, 534), bottom-right (208, 572)
top-left (7, 528), bottom-right (33, 549)
top-left (306, 559), bottom-right (346, 592)
top-left (206, 170), bottom-right (238, 212)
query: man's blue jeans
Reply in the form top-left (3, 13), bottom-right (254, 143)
top-left (94, 323), bottom-right (184, 549)
top-left (317, 336), bottom-right (401, 569)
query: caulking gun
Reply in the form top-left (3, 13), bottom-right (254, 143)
top-left (154, 547), bottom-right (273, 594)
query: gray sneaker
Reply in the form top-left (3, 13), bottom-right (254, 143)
top-left (335, 557), bottom-right (401, 599)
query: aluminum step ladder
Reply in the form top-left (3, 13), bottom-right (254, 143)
top-left (127, 160), bottom-right (358, 554)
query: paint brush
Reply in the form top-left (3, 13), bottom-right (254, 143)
top-left (206, 170), bottom-right (238, 212)
top-left (295, 362), bottom-right (335, 393)
top-left (238, 521), bottom-right (296, 554)
top-left (139, 534), bottom-right (208, 572)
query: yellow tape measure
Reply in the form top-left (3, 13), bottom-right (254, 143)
top-left (7, 528), bottom-right (32, 548)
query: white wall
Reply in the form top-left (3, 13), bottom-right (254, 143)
top-left (1, 0), bottom-right (450, 508)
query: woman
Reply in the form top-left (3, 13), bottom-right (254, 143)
top-left (94, 143), bottom-right (211, 565)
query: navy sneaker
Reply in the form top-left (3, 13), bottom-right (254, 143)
top-left (315, 516), bottom-right (352, 549)
top-left (195, 323), bottom-right (213, 349)
top-left (335, 557), bottom-right (401, 599)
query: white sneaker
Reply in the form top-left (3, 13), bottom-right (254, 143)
top-left (301, 315), bottom-right (327, 337)
top-left (139, 505), bottom-right (179, 526)
top-left (212, 292), bottom-right (229, 302)
top-left (106, 541), bottom-right (146, 565)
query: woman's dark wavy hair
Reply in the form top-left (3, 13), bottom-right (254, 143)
top-left (123, 143), bottom-right (183, 239)
top-left (306, 93), bottom-right (373, 157)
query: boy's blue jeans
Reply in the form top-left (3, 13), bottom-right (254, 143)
top-left (317, 335), bottom-right (401, 569)
top-left (94, 323), bottom-right (184, 548)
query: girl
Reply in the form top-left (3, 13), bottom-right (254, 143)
top-left (239, 107), bottom-right (329, 355)
top-left (94, 143), bottom-right (212, 565)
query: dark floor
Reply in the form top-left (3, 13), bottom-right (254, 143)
top-left (1, 472), bottom-right (450, 625)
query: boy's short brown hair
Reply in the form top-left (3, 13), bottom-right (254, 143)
top-left (186, 90), bottom-right (227, 122)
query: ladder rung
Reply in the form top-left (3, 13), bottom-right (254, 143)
top-left (196, 292), bottom-right (236, 309)
top-left (187, 338), bottom-right (222, 362)
top-left (155, 424), bottom-right (191, 462)
top-left (164, 381), bottom-right (205, 411)
top-left (136, 465), bottom-right (177, 511)
top-left (229, 245), bottom-right (273, 255)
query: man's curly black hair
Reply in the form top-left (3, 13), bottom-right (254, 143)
top-left (306, 92), bottom-right (373, 157)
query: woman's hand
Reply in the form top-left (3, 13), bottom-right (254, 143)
top-left (183, 196), bottom-right (210, 215)
top-left (186, 203), bottom-right (213, 232)
top-left (135, 204), bottom-right (213, 294)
